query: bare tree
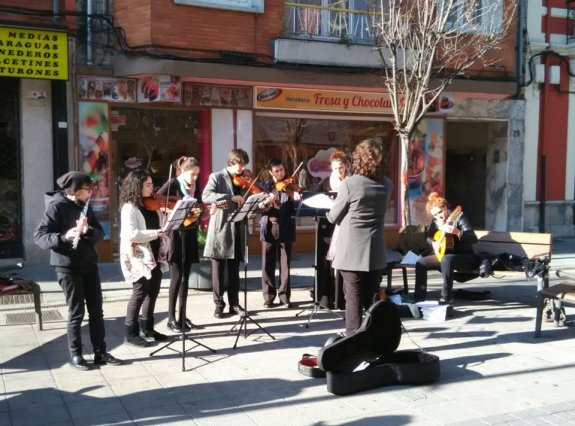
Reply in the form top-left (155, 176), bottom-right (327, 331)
top-left (372, 0), bottom-right (516, 224)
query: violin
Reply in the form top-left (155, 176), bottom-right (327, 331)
top-left (275, 177), bottom-right (302, 198)
top-left (143, 193), bottom-right (180, 211)
top-left (232, 173), bottom-right (265, 195)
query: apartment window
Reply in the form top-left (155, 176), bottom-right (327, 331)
top-left (174, 0), bottom-right (264, 13)
top-left (286, 0), bottom-right (374, 43)
top-left (443, 0), bottom-right (503, 34)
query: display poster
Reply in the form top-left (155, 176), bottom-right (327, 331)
top-left (0, 26), bottom-right (68, 80)
top-left (78, 102), bottom-right (110, 239)
top-left (78, 77), bottom-right (136, 102)
top-left (137, 75), bottom-right (181, 103)
top-left (183, 83), bottom-right (252, 108)
top-left (408, 118), bottom-right (445, 225)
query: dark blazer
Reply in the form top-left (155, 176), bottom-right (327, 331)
top-left (258, 179), bottom-right (297, 243)
top-left (157, 178), bottom-right (201, 264)
top-left (327, 175), bottom-right (393, 272)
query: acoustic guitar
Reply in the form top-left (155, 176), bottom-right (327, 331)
top-left (433, 206), bottom-right (462, 261)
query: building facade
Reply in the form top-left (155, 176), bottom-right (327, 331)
top-left (524, 0), bottom-right (575, 237)
top-left (3, 0), bottom-right (553, 265)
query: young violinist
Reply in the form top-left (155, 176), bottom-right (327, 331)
top-left (157, 156), bottom-right (203, 332)
top-left (258, 158), bottom-right (301, 308)
top-left (34, 171), bottom-right (122, 370)
top-left (202, 148), bottom-right (250, 318)
top-left (413, 192), bottom-right (480, 305)
top-left (119, 170), bottom-right (169, 346)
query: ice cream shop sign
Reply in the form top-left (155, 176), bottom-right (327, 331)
top-left (254, 87), bottom-right (395, 114)
top-left (0, 26), bottom-right (68, 80)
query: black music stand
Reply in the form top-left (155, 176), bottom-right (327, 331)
top-left (295, 192), bottom-right (343, 328)
top-left (227, 193), bottom-right (275, 349)
top-left (150, 198), bottom-right (216, 370)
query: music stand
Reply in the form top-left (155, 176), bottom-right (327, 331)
top-left (226, 193), bottom-right (275, 349)
top-left (150, 198), bottom-right (216, 370)
top-left (295, 192), bottom-right (343, 328)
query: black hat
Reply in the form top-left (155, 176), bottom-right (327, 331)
top-left (56, 171), bottom-right (92, 194)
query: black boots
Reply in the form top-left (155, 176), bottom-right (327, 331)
top-left (124, 324), bottom-right (150, 347)
top-left (139, 317), bottom-right (168, 342)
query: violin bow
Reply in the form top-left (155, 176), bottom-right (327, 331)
top-left (241, 168), bottom-right (265, 201)
top-left (164, 163), bottom-right (173, 212)
top-left (290, 161), bottom-right (304, 180)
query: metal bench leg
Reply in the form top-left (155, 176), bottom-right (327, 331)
top-left (535, 293), bottom-right (546, 338)
top-left (402, 267), bottom-right (409, 294)
top-left (386, 266), bottom-right (393, 293)
top-left (32, 289), bottom-right (43, 331)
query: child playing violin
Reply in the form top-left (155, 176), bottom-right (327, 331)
top-left (157, 156), bottom-right (204, 332)
top-left (259, 158), bottom-right (301, 309)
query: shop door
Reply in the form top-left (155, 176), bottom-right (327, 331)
top-left (0, 78), bottom-right (22, 258)
top-left (445, 150), bottom-right (486, 229)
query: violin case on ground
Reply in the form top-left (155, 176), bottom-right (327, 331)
top-left (317, 299), bottom-right (440, 395)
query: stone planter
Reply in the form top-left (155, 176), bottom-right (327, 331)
top-left (189, 257), bottom-right (212, 291)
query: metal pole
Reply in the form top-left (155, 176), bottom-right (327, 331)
top-left (539, 155), bottom-right (546, 232)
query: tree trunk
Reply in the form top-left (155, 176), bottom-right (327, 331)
top-left (399, 133), bottom-right (411, 226)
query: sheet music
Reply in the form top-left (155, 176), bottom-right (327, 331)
top-left (400, 250), bottom-right (421, 265)
top-left (302, 193), bottom-right (335, 210)
top-left (161, 198), bottom-right (197, 232)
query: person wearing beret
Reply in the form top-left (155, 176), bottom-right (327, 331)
top-left (34, 171), bottom-right (122, 371)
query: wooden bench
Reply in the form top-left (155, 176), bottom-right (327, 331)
top-left (534, 281), bottom-right (575, 337)
top-left (0, 276), bottom-right (43, 331)
top-left (386, 230), bottom-right (553, 294)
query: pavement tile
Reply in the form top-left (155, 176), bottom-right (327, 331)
top-left (2, 242), bottom-right (575, 424)
top-left (9, 401), bottom-right (71, 425)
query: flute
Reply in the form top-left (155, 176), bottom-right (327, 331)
top-left (72, 196), bottom-right (90, 250)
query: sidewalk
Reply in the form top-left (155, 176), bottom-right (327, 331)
top-left (1, 239), bottom-right (575, 425)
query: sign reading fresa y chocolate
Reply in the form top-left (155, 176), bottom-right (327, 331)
top-left (254, 86), bottom-right (395, 114)
top-left (0, 26), bottom-right (68, 80)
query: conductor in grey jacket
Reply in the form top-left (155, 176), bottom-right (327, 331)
top-left (202, 149), bottom-right (250, 318)
top-left (326, 140), bottom-right (393, 336)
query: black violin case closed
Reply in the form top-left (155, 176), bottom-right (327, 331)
top-left (317, 299), bottom-right (440, 395)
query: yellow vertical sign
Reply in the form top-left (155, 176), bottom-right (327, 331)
top-left (0, 27), bottom-right (68, 80)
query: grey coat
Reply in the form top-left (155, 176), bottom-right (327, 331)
top-left (202, 168), bottom-right (246, 259)
top-left (326, 175), bottom-right (392, 272)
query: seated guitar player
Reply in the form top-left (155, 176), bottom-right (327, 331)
top-left (413, 192), bottom-right (480, 305)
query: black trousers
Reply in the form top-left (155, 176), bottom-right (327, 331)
top-left (211, 258), bottom-right (240, 307)
top-left (261, 240), bottom-right (292, 303)
top-left (339, 269), bottom-right (383, 336)
top-left (168, 261), bottom-right (192, 322)
top-left (414, 253), bottom-right (481, 301)
top-left (57, 264), bottom-right (106, 358)
top-left (125, 266), bottom-right (163, 326)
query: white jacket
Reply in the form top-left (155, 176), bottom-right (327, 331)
top-left (119, 203), bottom-right (168, 283)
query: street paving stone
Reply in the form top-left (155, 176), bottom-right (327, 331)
top-left (2, 239), bottom-right (575, 425)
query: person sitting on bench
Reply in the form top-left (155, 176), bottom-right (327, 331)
top-left (413, 192), bottom-right (480, 305)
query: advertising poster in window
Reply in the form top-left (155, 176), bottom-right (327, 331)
top-left (137, 75), bottom-right (182, 103)
top-left (409, 118), bottom-right (444, 225)
top-left (78, 102), bottom-right (110, 239)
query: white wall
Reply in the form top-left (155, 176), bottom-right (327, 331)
top-left (211, 109), bottom-right (253, 171)
top-left (211, 109), bottom-right (234, 171)
top-left (20, 79), bottom-right (54, 263)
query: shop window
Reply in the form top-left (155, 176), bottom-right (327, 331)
top-left (109, 107), bottom-right (202, 251)
top-left (254, 114), bottom-right (398, 226)
top-left (0, 78), bottom-right (22, 258)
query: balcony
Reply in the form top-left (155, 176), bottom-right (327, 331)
top-left (284, 2), bottom-right (379, 45)
top-left (277, 2), bottom-right (381, 68)
top-left (568, 0), bottom-right (575, 44)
